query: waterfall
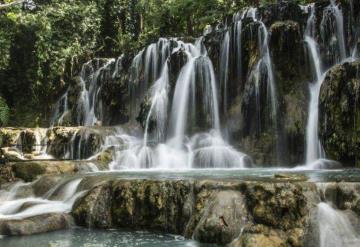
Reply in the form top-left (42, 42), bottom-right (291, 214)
top-left (77, 59), bottom-right (115, 126)
top-left (33, 128), bottom-right (53, 159)
top-left (317, 202), bottom-right (360, 247)
top-left (143, 62), bottom-right (170, 145)
top-left (220, 30), bottom-right (230, 114)
top-left (258, 22), bottom-right (278, 122)
top-left (169, 58), bottom-right (197, 148)
top-left (0, 177), bottom-right (84, 220)
top-left (234, 16), bottom-right (244, 87)
top-left (50, 90), bottom-right (69, 127)
top-left (168, 41), bottom-right (220, 149)
top-left (105, 38), bottom-right (248, 169)
top-left (305, 36), bottom-right (325, 164)
top-left (320, 0), bottom-right (347, 65)
top-left (129, 49), bottom-right (145, 121)
top-left (330, 0), bottom-right (347, 62)
top-left (304, 1), bottom-right (350, 166)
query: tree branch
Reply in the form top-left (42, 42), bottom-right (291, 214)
top-left (0, 0), bottom-right (25, 10)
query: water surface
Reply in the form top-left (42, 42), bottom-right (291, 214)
top-left (0, 228), bottom-right (215, 247)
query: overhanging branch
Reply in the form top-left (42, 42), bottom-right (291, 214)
top-left (0, 0), bottom-right (25, 10)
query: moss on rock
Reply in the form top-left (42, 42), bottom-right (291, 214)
top-left (319, 61), bottom-right (360, 167)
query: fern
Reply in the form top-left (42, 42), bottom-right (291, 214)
top-left (0, 97), bottom-right (10, 126)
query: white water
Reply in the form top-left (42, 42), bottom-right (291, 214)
top-left (220, 31), bottom-right (230, 114)
top-left (320, 0), bottom-right (347, 64)
top-left (0, 178), bottom-right (84, 220)
top-left (305, 36), bottom-right (325, 164)
top-left (317, 202), bottom-right (360, 247)
top-left (107, 38), bottom-right (246, 169)
top-left (77, 59), bottom-right (115, 126)
top-left (32, 128), bottom-right (53, 159)
top-left (234, 14), bottom-right (244, 86)
top-left (50, 91), bottom-right (69, 127)
top-left (304, 1), bottom-right (351, 166)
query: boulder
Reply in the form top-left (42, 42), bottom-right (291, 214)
top-left (319, 61), bottom-right (360, 167)
top-left (0, 213), bottom-right (73, 236)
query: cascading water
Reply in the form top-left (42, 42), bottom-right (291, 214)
top-left (0, 177), bottom-right (84, 220)
top-left (304, 1), bottom-right (355, 167)
top-left (242, 7), bottom-right (281, 162)
top-left (143, 62), bottom-right (170, 145)
top-left (220, 30), bottom-right (230, 114)
top-left (46, 1), bottom-right (359, 170)
top-left (317, 202), bottom-right (360, 247)
top-left (50, 91), bottom-right (69, 127)
top-left (320, 0), bottom-right (347, 65)
top-left (77, 58), bottom-right (115, 126)
top-left (107, 38), bottom-right (249, 169)
top-left (304, 36), bottom-right (325, 165)
top-left (233, 11), bottom-right (244, 83)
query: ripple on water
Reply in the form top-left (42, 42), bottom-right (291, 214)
top-left (0, 228), bottom-right (217, 247)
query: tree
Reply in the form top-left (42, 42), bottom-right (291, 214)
top-left (0, 0), bottom-right (35, 11)
top-left (0, 96), bottom-right (9, 126)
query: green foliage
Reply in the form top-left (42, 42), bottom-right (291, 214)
top-left (0, 0), bottom-right (102, 126)
top-left (0, 97), bottom-right (10, 126)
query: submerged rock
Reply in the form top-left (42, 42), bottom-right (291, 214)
top-left (0, 213), bottom-right (73, 236)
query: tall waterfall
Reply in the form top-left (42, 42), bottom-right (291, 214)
top-left (304, 1), bottom-right (350, 166)
top-left (305, 36), bottom-right (325, 164)
top-left (220, 31), bottom-right (230, 114)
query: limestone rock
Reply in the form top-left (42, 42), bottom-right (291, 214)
top-left (319, 61), bottom-right (360, 167)
top-left (0, 213), bottom-right (73, 236)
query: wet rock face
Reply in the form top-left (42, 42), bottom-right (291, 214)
top-left (0, 127), bottom-right (115, 161)
top-left (319, 61), bottom-right (360, 167)
top-left (258, 1), bottom-right (306, 27)
top-left (111, 180), bottom-right (192, 233)
top-left (47, 127), bottom-right (102, 159)
top-left (193, 190), bottom-right (249, 244)
top-left (72, 183), bottom-right (113, 228)
top-left (72, 178), bottom-right (321, 246)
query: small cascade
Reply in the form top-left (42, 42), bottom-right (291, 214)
top-left (112, 54), bottom-right (125, 79)
top-left (320, 0), bottom-right (347, 65)
top-left (128, 38), bottom-right (173, 122)
top-left (33, 128), bottom-right (53, 159)
top-left (143, 62), bottom-right (170, 145)
top-left (242, 8), bottom-right (278, 129)
top-left (50, 91), bottom-right (69, 127)
top-left (243, 7), bottom-right (280, 162)
top-left (0, 177), bottom-right (84, 220)
top-left (77, 58), bottom-right (115, 126)
top-left (168, 41), bottom-right (221, 148)
top-left (256, 22), bottom-right (278, 123)
top-left (317, 202), bottom-right (360, 247)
